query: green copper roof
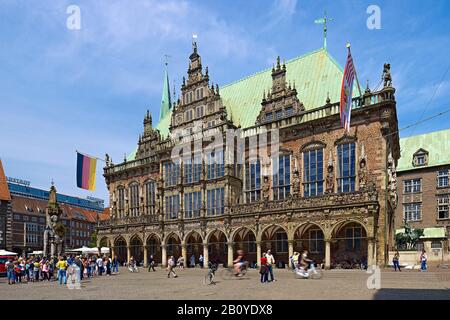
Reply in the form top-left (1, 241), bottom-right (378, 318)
top-left (397, 128), bottom-right (450, 172)
top-left (159, 67), bottom-right (172, 122)
top-left (128, 48), bottom-right (356, 161)
top-left (220, 48), bottom-right (349, 128)
top-left (396, 227), bottom-right (446, 239)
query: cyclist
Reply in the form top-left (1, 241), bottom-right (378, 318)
top-left (298, 250), bottom-right (312, 274)
top-left (128, 257), bottom-right (137, 272)
top-left (233, 250), bottom-right (247, 276)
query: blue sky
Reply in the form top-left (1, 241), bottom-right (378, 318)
top-left (1, 0), bottom-right (449, 204)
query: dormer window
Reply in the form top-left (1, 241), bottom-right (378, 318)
top-left (276, 110), bottom-right (283, 120)
top-left (412, 149), bottom-right (429, 167)
top-left (265, 112), bottom-right (273, 122)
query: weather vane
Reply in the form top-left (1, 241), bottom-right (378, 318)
top-left (315, 11), bottom-right (333, 49)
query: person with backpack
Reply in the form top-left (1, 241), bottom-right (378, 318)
top-left (259, 253), bottom-right (268, 284)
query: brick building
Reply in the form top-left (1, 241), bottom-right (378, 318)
top-left (98, 42), bottom-right (400, 268)
top-left (1, 174), bottom-right (107, 255)
top-left (395, 129), bottom-right (450, 258)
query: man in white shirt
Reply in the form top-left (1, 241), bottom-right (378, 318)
top-left (265, 250), bottom-right (276, 282)
top-left (96, 257), bottom-right (104, 276)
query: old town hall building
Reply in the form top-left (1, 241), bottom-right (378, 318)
top-left (97, 41), bottom-right (400, 269)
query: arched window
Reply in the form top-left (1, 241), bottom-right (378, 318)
top-left (145, 180), bottom-right (156, 215)
top-left (129, 183), bottom-right (139, 217)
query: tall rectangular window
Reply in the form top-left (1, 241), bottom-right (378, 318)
top-left (184, 191), bottom-right (202, 218)
top-left (438, 169), bottom-right (449, 188)
top-left (345, 227), bottom-right (362, 251)
top-left (337, 143), bottom-right (356, 193)
top-left (303, 149), bottom-right (324, 197)
top-left (273, 155), bottom-right (291, 200)
top-left (245, 160), bottom-right (261, 203)
top-left (118, 188), bottom-right (125, 217)
top-left (184, 158), bottom-right (193, 184)
top-left (309, 229), bottom-right (324, 253)
top-left (207, 188), bottom-right (224, 216)
top-left (129, 183), bottom-right (139, 217)
top-left (404, 203), bottom-right (422, 222)
top-left (164, 162), bottom-right (180, 187)
top-left (403, 179), bottom-right (422, 193)
top-left (165, 195), bottom-right (180, 220)
top-left (145, 181), bottom-right (156, 215)
top-left (206, 150), bottom-right (224, 180)
top-left (438, 195), bottom-right (449, 220)
top-left (276, 232), bottom-right (288, 252)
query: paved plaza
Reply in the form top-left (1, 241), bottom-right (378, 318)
top-left (1, 267), bottom-right (449, 300)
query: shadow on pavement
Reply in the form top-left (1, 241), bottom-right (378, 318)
top-left (374, 288), bottom-right (450, 300)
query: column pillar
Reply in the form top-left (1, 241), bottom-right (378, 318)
top-left (288, 240), bottom-right (294, 268)
top-left (367, 239), bottom-right (373, 267)
top-left (143, 245), bottom-right (148, 267)
top-left (256, 241), bottom-right (262, 266)
top-left (127, 245), bottom-right (131, 263)
top-left (325, 240), bottom-right (331, 270)
top-left (203, 242), bottom-right (209, 268)
top-left (182, 243), bottom-right (187, 265)
top-left (227, 242), bottom-right (234, 267)
top-left (161, 244), bottom-right (167, 267)
top-left (111, 246), bottom-right (116, 259)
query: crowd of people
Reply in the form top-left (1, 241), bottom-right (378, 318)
top-left (5, 254), bottom-right (121, 285)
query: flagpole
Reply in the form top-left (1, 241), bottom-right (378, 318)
top-left (75, 150), bottom-right (106, 163)
top-left (346, 43), bottom-right (363, 97)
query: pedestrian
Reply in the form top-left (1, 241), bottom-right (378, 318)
top-left (6, 258), bottom-right (15, 285)
top-left (33, 259), bottom-right (41, 281)
top-left (167, 256), bottom-right (178, 278)
top-left (393, 250), bottom-right (401, 272)
top-left (265, 249), bottom-right (276, 282)
top-left (177, 256), bottom-right (185, 269)
top-left (199, 254), bottom-right (204, 268)
top-left (112, 256), bottom-right (119, 274)
top-left (106, 257), bottom-right (111, 276)
top-left (420, 249), bottom-right (427, 271)
top-left (41, 260), bottom-right (50, 281)
top-left (56, 257), bottom-right (68, 285)
top-left (97, 256), bottom-right (104, 276)
top-left (259, 254), bottom-right (268, 284)
top-left (148, 255), bottom-right (156, 272)
top-left (190, 254), bottom-right (195, 268)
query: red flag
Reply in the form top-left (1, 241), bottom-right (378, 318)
top-left (340, 50), bottom-right (356, 132)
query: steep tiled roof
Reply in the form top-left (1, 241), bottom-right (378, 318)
top-left (0, 159), bottom-right (11, 201)
top-left (99, 207), bottom-right (110, 221)
top-left (398, 128), bottom-right (450, 172)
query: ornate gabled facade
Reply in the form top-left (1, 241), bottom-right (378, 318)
top-left (99, 41), bottom-right (400, 269)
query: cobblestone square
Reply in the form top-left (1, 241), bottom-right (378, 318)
top-left (1, 267), bottom-right (449, 300)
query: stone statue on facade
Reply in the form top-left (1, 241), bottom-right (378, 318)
top-left (358, 144), bottom-right (368, 190)
top-left (387, 152), bottom-right (398, 209)
top-left (43, 184), bottom-right (65, 257)
top-left (105, 153), bottom-right (111, 167)
top-left (325, 151), bottom-right (334, 194)
top-left (383, 63), bottom-right (392, 87)
top-left (261, 175), bottom-right (270, 206)
top-left (292, 169), bottom-right (300, 196)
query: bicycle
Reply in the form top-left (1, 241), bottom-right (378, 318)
top-left (203, 263), bottom-right (218, 285)
top-left (293, 261), bottom-right (323, 279)
top-left (220, 262), bottom-right (249, 280)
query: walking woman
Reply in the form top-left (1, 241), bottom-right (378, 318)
top-left (259, 254), bottom-right (269, 284)
top-left (393, 251), bottom-right (401, 271)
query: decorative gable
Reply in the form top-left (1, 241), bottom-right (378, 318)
top-left (255, 56), bottom-right (305, 125)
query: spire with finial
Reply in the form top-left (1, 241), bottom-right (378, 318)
top-left (282, 59), bottom-right (286, 70)
top-left (124, 153), bottom-right (127, 162)
top-left (365, 80), bottom-right (371, 94)
top-left (205, 66), bottom-right (208, 76)
top-left (215, 84), bottom-right (219, 95)
top-left (326, 92), bottom-right (331, 104)
top-left (314, 11), bottom-right (333, 49)
top-left (276, 56), bottom-right (281, 70)
top-left (160, 57), bottom-right (172, 121)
